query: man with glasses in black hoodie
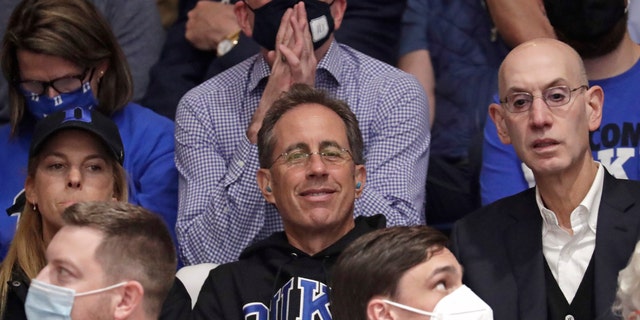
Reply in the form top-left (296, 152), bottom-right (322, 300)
top-left (191, 84), bottom-right (385, 320)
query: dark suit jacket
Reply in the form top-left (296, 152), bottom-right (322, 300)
top-left (451, 171), bottom-right (640, 320)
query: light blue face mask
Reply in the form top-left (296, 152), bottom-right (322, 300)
top-left (25, 278), bottom-right (127, 320)
top-left (22, 81), bottom-right (98, 120)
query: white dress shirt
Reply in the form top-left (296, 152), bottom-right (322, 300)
top-left (536, 163), bottom-right (604, 303)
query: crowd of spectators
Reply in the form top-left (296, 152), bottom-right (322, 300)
top-left (1, 0), bottom-right (640, 319)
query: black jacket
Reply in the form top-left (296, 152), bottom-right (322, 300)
top-left (3, 267), bottom-right (28, 320)
top-left (160, 278), bottom-right (192, 320)
top-left (192, 215), bottom-right (386, 320)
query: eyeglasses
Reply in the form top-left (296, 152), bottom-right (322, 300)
top-left (271, 146), bottom-right (353, 168)
top-left (17, 68), bottom-right (93, 95)
top-left (500, 85), bottom-right (588, 113)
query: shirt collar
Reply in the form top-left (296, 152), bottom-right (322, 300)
top-left (317, 40), bottom-right (343, 85)
top-left (247, 39), bottom-right (343, 92)
top-left (248, 54), bottom-right (271, 93)
top-left (536, 162), bottom-right (604, 233)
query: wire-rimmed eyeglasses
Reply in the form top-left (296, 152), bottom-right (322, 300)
top-left (271, 146), bottom-right (353, 168)
top-left (500, 85), bottom-right (588, 113)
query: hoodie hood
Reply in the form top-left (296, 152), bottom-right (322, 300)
top-left (197, 215), bottom-right (386, 320)
top-left (240, 214), bottom-right (386, 286)
top-left (239, 214), bottom-right (386, 260)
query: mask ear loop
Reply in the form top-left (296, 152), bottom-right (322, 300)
top-left (242, 0), bottom-right (256, 12)
top-left (381, 299), bottom-right (439, 318)
top-left (75, 281), bottom-right (128, 297)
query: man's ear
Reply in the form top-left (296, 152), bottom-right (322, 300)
top-left (235, 1), bottom-right (253, 38)
top-left (330, 0), bottom-right (347, 30)
top-left (257, 168), bottom-right (275, 204)
top-left (489, 103), bottom-right (512, 145)
top-left (585, 85), bottom-right (604, 131)
top-left (113, 281), bottom-right (143, 320)
top-left (367, 297), bottom-right (394, 320)
top-left (354, 164), bottom-right (366, 198)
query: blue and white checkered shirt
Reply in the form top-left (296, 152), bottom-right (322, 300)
top-left (175, 41), bottom-right (429, 264)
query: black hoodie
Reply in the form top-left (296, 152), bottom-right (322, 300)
top-left (191, 214), bottom-right (386, 320)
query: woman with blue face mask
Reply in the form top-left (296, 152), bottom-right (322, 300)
top-left (0, 107), bottom-right (129, 319)
top-left (0, 0), bottom-right (179, 263)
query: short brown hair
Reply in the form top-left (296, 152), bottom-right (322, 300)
top-left (257, 83), bottom-right (364, 168)
top-left (330, 226), bottom-right (449, 320)
top-left (62, 202), bottom-right (176, 318)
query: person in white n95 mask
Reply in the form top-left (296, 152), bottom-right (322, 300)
top-left (383, 285), bottom-right (492, 320)
top-left (330, 226), bottom-right (493, 320)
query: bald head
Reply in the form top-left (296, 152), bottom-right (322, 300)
top-left (498, 38), bottom-right (588, 98)
top-left (489, 37), bottom-right (604, 180)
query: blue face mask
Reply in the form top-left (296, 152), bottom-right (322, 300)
top-left (22, 81), bottom-right (98, 120)
top-left (25, 279), bottom-right (127, 320)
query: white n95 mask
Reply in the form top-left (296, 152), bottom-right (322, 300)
top-left (383, 284), bottom-right (493, 320)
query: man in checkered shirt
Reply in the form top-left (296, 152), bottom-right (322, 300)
top-left (175, 0), bottom-right (429, 265)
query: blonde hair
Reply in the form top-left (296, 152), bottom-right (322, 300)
top-left (0, 151), bottom-right (127, 317)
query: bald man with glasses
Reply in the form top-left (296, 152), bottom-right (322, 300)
top-left (451, 38), bottom-right (640, 320)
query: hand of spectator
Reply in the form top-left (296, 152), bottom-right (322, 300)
top-left (247, 8), bottom-right (296, 143)
top-left (186, 1), bottom-right (239, 51)
top-left (246, 3), bottom-right (318, 143)
top-left (278, 2), bottom-right (317, 86)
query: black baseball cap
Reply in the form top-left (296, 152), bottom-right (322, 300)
top-left (30, 107), bottom-right (124, 164)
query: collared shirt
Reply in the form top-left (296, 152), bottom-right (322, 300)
top-left (175, 40), bottom-right (429, 265)
top-left (537, 163), bottom-right (604, 303)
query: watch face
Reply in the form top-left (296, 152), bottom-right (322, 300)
top-left (217, 39), bottom-right (233, 56)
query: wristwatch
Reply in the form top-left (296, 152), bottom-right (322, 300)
top-left (217, 30), bottom-right (241, 57)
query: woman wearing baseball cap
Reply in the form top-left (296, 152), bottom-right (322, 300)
top-left (0, 0), bottom-right (178, 264)
top-left (0, 107), bottom-right (128, 318)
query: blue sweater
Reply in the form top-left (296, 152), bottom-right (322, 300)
top-left (0, 103), bottom-right (178, 259)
